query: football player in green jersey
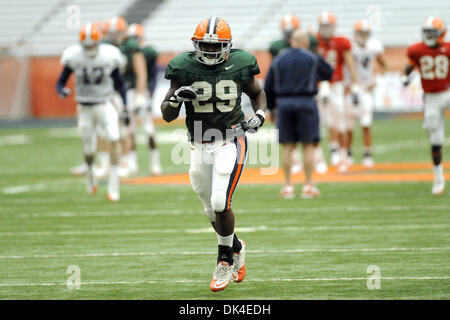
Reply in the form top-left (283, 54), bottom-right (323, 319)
top-left (161, 17), bottom-right (267, 292)
top-left (106, 17), bottom-right (148, 176)
top-left (126, 23), bottom-right (162, 175)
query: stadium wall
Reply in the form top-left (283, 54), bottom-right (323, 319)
top-left (29, 47), bottom-right (408, 118)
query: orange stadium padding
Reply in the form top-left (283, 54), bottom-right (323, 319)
top-left (30, 56), bottom-right (76, 118)
top-left (29, 48), bottom-right (409, 118)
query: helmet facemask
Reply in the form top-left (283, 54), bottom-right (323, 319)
top-left (193, 38), bottom-right (232, 65)
top-left (422, 27), bottom-right (440, 47)
top-left (318, 23), bottom-right (335, 39)
top-left (355, 30), bottom-right (370, 46)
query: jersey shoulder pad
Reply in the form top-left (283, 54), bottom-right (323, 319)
top-left (142, 45), bottom-right (158, 59)
top-left (367, 38), bottom-right (384, 54)
top-left (100, 43), bottom-right (125, 68)
top-left (165, 52), bottom-right (194, 81)
top-left (407, 42), bottom-right (424, 61)
top-left (61, 44), bottom-right (82, 68)
top-left (335, 36), bottom-right (351, 50)
top-left (228, 49), bottom-right (260, 81)
top-left (122, 38), bottom-right (141, 53)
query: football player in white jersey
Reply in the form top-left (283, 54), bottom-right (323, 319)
top-left (56, 23), bottom-right (129, 202)
top-left (344, 20), bottom-right (387, 168)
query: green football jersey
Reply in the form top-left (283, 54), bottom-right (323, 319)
top-left (165, 49), bottom-right (260, 141)
top-left (120, 37), bottom-right (142, 89)
top-left (269, 34), bottom-right (319, 57)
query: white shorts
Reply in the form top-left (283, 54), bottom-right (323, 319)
top-left (189, 135), bottom-right (248, 221)
top-left (319, 82), bottom-right (346, 132)
top-left (77, 101), bottom-right (120, 155)
top-left (424, 90), bottom-right (450, 145)
top-left (345, 88), bottom-right (374, 130)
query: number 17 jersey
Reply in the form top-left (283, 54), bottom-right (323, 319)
top-left (61, 43), bottom-right (125, 103)
top-left (165, 49), bottom-right (260, 141)
top-left (407, 42), bottom-right (450, 93)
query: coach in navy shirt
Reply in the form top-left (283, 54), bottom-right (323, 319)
top-left (265, 29), bottom-right (333, 199)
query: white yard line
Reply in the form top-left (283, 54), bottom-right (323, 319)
top-left (8, 204), bottom-right (450, 218)
top-left (0, 276), bottom-right (449, 287)
top-left (0, 223), bottom-right (448, 237)
top-left (0, 134), bottom-right (30, 146)
top-left (0, 247), bottom-right (448, 260)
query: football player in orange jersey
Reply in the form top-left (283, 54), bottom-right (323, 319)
top-left (316, 11), bottom-right (360, 172)
top-left (404, 16), bottom-right (450, 195)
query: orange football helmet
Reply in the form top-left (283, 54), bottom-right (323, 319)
top-left (128, 23), bottom-right (145, 44)
top-left (79, 23), bottom-right (101, 57)
top-left (354, 20), bottom-right (372, 46)
top-left (105, 16), bottom-right (128, 45)
top-left (280, 14), bottom-right (301, 39)
top-left (422, 16), bottom-right (447, 47)
top-left (317, 11), bottom-right (336, 39)
top-left (191, 17), bottom-right (232, 65)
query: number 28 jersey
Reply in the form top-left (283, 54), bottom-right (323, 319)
top-left (407, 42), bottom-right (450, 93)
top-left (165, 49), bottom-right (260, 140)
top-left (61, 43), bottom-right (125, 103)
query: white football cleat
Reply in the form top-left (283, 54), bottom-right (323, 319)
top-left (330, 150), bottom-right (340, 167)
top-left (362, 155), bottom-right (374, 168)
top-left (86, 167), bottom-right (97, 196)
top-left (281, 184), bottom-right (295, 199)
top-left (210, 261), bottom-right (232, 292)
top-left (95, 166), bottom-right (109, 179)
top-left (107, 169), bottom-right (120, 202)
top-left (432, 179), bottom-right (445, 195)
top-left (151, 165), bottom-right (162, 176)
top-left (315, 161), bottom-right (328, 174)
top-left (118, 165), bottom-right (131, 178)
top-left (301, 184), bottom-right (320, 198)
top-left (290, 162), bottom-right (303, 174)
top-left (70, 163), bottom-right (88, 176)
top-left (338, 160), bottom-right (349, 173)
top-left (232, 240), bottom-right (246, 283)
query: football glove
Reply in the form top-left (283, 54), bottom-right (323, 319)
top-left (134, 93), bottom-right (146, 111)
top-left (239, 109), bottom-right (266, 133)
top-left (350, 84), bottom-right (360, 106)
top-left (318, 81), bottom-right (330, 105)
top-left (58, 87), bottom-right (71, 99)
top-left (401, 75), bottom-right (411, 87)
top-left (121, 109), bottom-right (130, 127)
top-left (174, 86), bottom-right (197, 102)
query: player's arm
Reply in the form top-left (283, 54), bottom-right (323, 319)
top-left (343, 50), bottom-right (358, 84)
top-left (111, 68), bottom-right (127, 107)
top-left (132, 51), bottom-right (148, 94)
top-left (376, 53), bottom-right (388, 74)
top-left (241, 77), bottom-right (267, 131)
top-left (343, 49), bottom-right (360, 104)
top-left (161, 80), bottom-right (197, 123)
top-left (111, 67), bottom-right (130, 126)
top-left (402, 47), bottom-right (417, 86)
top-left (55, 66), bottom-right (73, 98)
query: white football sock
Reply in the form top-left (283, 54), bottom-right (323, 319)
top-left (217, 233), bottom-right (234, 248)
top-left (433, 164), bottom-right (444, 181)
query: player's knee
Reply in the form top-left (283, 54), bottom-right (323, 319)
top-left (189, 167), bottom-right (207, 195)
top-left (82, 136), bottom-right (96, 155)
top-left (211, 192), bottom-right (227, 213)
top-left (205, 208), bottom-right (215, 222)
